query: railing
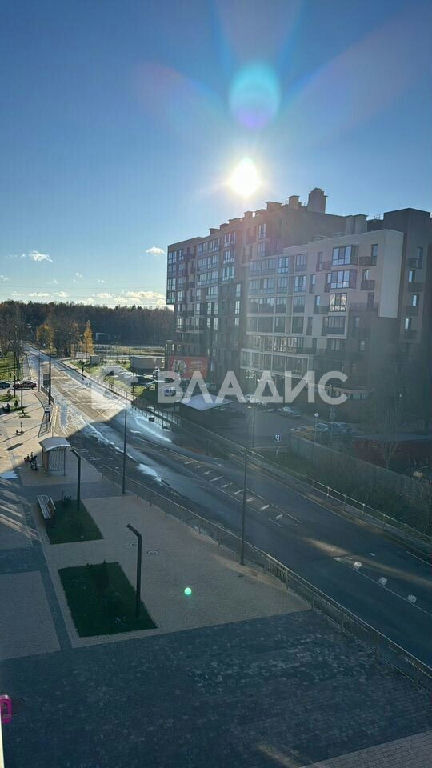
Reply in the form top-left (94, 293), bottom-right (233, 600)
top-left (361, 279), bottom-right (375, 290)
top-left (405, 305), bottom-right (419, 316)
top-left (101, 464), bottom-right (432, 692)
top-left (407, 281), bottom-right (424, 292)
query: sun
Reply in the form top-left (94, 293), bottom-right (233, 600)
top-left (228, 158), bottom-right (261, 198)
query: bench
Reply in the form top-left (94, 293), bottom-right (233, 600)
top-left (36, 495), bottom-right (56, 521)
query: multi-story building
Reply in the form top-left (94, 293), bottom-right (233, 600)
top-left (240, 223), bottom-right (404, 394)
top-left (166, 192), bottom-right (432, 401)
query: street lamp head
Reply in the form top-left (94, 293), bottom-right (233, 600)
top-left (314, 412), bottom-right (319, 418)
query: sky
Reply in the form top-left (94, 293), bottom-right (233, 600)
top-left (1, 0), bottom-right (431, 307)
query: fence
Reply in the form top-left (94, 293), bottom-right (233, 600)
top-left (103, 464), bottom-right (432, 693)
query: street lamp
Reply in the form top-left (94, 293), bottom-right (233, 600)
top-left (122, 408), bottom-right (127, 494)
top-left (126, 523), bottom-right (142, 619)
top-left (240, 401), bottom-right (256, 566)
top-left (71, 449), bottom-right (81, 511)
top-left (313, 412), bottom-right (319, 460)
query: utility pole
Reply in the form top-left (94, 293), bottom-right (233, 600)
top-left (122, 408), bottom-right (127, 494)
top-left (240, 446), bottom-right (247, 566)
top-left (48, 347), bottom-right (52, 405)
top-left (126, 523), bottom-right (142, 619)
top-left (71, 449), bottom-right (81, 510)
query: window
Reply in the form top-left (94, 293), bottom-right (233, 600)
top-left (316, 251), bottom-right (324, 270)
top-left (258, 222), bottom-right (266, 239)
top-left (223, 249), bottom-right (234, 262)
top-left (277, 276), bottom-right (288, 291)
top-left (329, 270), bottom-right (356, 289)
top-left (257, 240), bottom-right (266, 257)
top-left (359, 339), bottom-right (367, 352)
top-left (275, 298), bottom-right (286, 313)
top-left (234, 300), bottom-right (240, 315)
top-left (295, 253), bottom-right (306, 268)
top-left (222, 265), bottom-right (234, 281)
top-left (314, 295), bottom-right (321, 311)
top-left (294, 275), bottom-right (306, 292)
top-left (404, 317), bottom-right (411, 331)
top-left (257, 317), bottom-right (273, 332)
top-left (367, 292), bottom-right (375, 309)
top-left (293, 295), bottom-right (305, 313)
top-left (168, 250), bottom-right (177, 265)
top-left (278, 256), bottom-right (291, 273)
top-left (411, 293), bottom-right (419, 307)
top-left (329, 293), bottom-right (347, 312)
top-left (353, 316), bottom-right (360, 328)
top-left (408, 269), bottom-right (415, 282)
top-left (236, 282), bottom-right (241, 297)
top-left (417, 247), bottom-right (423, 268)
top-left (371, 244), bottom-right (378, 263)
top-left (306, 317), bottom-right (313, 335)
top-left (274, 317), bottom-right (286, 333)
top-left (309, 274), bottom-right (316, 293)
top-left (332, 245), bottom-right (354, 266)
top-left (362, 268), bottom-right (370, 282)
top-left (292, 316), bottom-right (303, 334)
top-left (224, 231), bottom-right (236, 245)
top-left (166, 278), bottom-right (176, 290)
top-left (327, 338), bottom-right (345, 351)
top-left (324, 316), bottom-right (345, 333)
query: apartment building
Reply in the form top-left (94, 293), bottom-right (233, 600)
top-left (166, 193), bottom-right (431, 397)
top-left (166, 188), bottom-right (348, 383)
top-left (240, 224), bottom-right (404, 393)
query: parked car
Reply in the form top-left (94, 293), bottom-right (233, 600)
top-left (0, 381), bottom-right (10, 389)
top-left (315, 422), bottom-right (329, 432)
top-left (331, 421), bottom-right (354, 434)
top-left (281, 405), bottom-right (302, 417)
top-left (15, 380), bottom-right (37, 389)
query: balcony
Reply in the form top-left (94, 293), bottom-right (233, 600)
top-left (405, 305), bottom-right (419, 316)
top-left (407, 281), bottom-right (424, 292)
top-left (293, 304), bottom-right (305, 314)
top-left (359, 255), bottom-right (377, 266)
top-left (314, 305), bottom-right (330, 314)
top-left (403, 329), bottom-right (417, 339)
top-left (408, 257), bottom-right (422, 268)
top-left (360, 279), bottom-right (375, 290)
top-left (350, 302), bottom-right (378, 312)
top-left (294, 263), bottom-right (307, 272)
top-left (316, 260), bottom-right (331, 271)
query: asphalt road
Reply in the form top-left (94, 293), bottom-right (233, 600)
top-left (28, 349), bottom-right (432, 666)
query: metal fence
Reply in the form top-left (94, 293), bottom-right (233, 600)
top-left (105, 464), bottom-right (432, 693)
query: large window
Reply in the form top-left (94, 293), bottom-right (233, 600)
top-left (223, 249), bottom-right (234, 262)
top-left (332, 245), bottom-right (356, 266)
top-left (258, 222), bottom-right (266, 239)
top-left (328, 270), bottom-right (356, 289)
top-left (292, 316), bottom-right (304, 334)
top-left (222, 265), bottom-right (234, 281)
top-left (224, 231), bottom-right (236, 246)
top-left (278, 256), bottom-right (291, 273)
top-left (329, 293), bottom-right (347, 312)
top-left (294, 275), bottom-right (306, 292)
top-left (293, 295), bottom-right (305, 313)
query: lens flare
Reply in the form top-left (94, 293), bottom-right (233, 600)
top-left (228, 158), bottom-right (261, 198)
top-left (184, 586), bottom-right (192, 596)
top-left (229, 63), bottom-right (281, 130)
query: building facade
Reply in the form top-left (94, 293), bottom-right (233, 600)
top-left (166, 191), bottom-right (431, 401)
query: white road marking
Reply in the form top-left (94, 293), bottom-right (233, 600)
top-left (260, 504), bottom-right (270, 511)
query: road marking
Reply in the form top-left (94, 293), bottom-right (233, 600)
top-left (221, 483), bottom-right (230, 489)
top-left (210, 476), bottom-right (223, 483)
top-left (260, 504), bottom-right (270, 511)
top-left (234, 490), bottom-right (242, 496)
top-left (246, 496), bottom-right (254, 502)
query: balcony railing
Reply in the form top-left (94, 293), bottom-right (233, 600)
top-left (350, 302), bottom-right (378, 311)
top-left (408, 257), bottom-right (422, 269)
top-left (407, 281), bottom-right (423, 292)
top-left (403, 329), bottom-right (417, 339)
top-left (360, 279), bottom-right (375, 290)
top-left (314, 305), bottom-right (330, 314)
top-left (359, 255), bottom-right (377, 266)
top-left (316, 260), bottom-right (331, 271)
top-left (405, 305), bottom-right (419, 316)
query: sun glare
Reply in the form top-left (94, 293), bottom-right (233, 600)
top-left (228, 158), bottom-right (261, 198)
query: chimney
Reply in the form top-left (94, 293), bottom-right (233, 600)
top-left (307, 188), bottom-right (326, 213)
top-left (288, 195), bottom-right (299, 209)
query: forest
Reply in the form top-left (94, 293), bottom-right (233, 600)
top-left (0, 300), bottom-right (174, 356)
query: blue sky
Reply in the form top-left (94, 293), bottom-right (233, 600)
top-left (1, 0), bottom-right (431, 306)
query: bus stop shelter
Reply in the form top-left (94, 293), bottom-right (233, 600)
top-left (39, 437), bottom-right (70, 474)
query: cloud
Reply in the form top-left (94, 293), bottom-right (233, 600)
top-left (74, 272), bottom-right (83, 279)
top-left (8, 250), bottom-right (53, 262)
top-left (0, 275), bottom-right (9, 282)
top-left (29, 251), bottom-right (53, 263)
top-left (145, 246), bottom-right (165, 256)
top-left (77, 290), bottom-right (166, 308)
top-left (97, 279), bottom-right (105, 284)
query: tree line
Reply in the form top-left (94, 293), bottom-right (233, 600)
top-left (0, 300), bottom-right (174, 357)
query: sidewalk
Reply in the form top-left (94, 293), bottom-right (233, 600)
top-left (0, 389), bottom-right (308, 660)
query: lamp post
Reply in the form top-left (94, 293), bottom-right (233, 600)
top-left (122, 408), bottom-right (127, 494)
top-left (240, 402), bottom-right (256, 566)
top-left (71, 449), bottom-right (81, 510)
top-left (126, 523), bottom-right (142, 619)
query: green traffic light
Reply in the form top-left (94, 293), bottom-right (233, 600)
top-left (184, 587), bottom-right (192, 596)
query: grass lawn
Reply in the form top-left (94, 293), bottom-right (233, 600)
top-left (46, 500), bottom-right (102, 544)
top-left (59, 562), bottom-right (157, 636)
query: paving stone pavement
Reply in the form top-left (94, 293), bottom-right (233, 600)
top-left (2, 611), bottom-right (432, 768)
